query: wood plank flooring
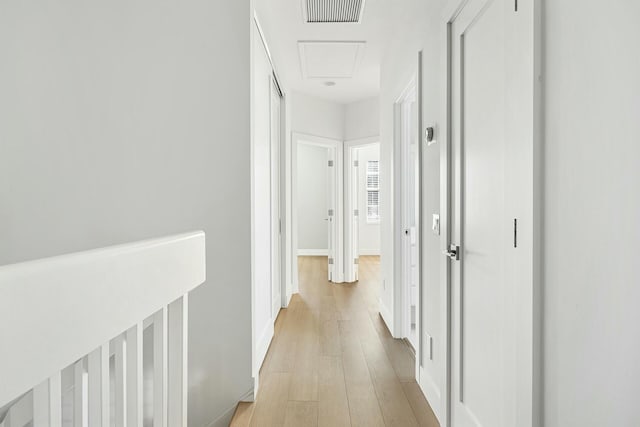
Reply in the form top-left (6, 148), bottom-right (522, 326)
top-left (250, 256), bottom-right (439, 427)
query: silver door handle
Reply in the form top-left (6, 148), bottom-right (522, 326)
top-left (443, 245), bottom-right (460, 261)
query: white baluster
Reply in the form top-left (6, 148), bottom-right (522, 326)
top-left (168, 295), bottom-right (188, 427)
top-left (73, 361), bottom-right (86, 427)
top-left (125, 324), bottom-right (143, 427)
top-left (153, 308), bottom-right (168, 427)
top-left (87, 347), bottom-right (108, 427)
top-left (50, 373), bottom-right (62, 427)
top-left (112, 336), bottom-right (126, 427)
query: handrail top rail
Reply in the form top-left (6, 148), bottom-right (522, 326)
top-left (0, 230), bottom-right (204, 277)
top-left (0, 231), bottom-right (206, 408)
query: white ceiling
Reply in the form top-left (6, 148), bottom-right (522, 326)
top-left (255, 0), bottom-right (421, 104)
top-left (298, 41), bottom-right (366, 79)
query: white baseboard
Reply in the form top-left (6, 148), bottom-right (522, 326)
top-left (359, 249), bottom-right (380, 256)
top-left (284, 289), bottom-right (293, 308)
top-left (255, 322), bottom-right (274, 377)
top-left (297, 249), bottom-right (328, 256)
top-left (419, 366), bottom-right (443, 425)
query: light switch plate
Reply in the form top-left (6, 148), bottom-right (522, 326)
top-left (432, 214), bottom-right (440, 235)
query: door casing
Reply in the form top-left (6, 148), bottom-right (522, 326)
top-left (393, 71), bottom-right (423, 389)
top-left (397, 78), bottom-right (420, 352)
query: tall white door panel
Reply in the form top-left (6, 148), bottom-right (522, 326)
top-left (449, 0), bottom-right (524, 425)
top-left (270, 78), bottom-right (282, 320)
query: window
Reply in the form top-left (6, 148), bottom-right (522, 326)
top-left (366, 160), bottom-right (380, 222)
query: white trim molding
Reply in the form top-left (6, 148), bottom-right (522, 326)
top-left (358, 249), bottom-right (380, 256)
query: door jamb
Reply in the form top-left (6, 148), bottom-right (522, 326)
top-left (393, 70), bottom-right (422, 391)
top-left (394, 74), bottom-right (419, 342)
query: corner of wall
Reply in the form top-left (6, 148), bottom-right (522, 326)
top-left (379, 299), bottom-right (394, 336)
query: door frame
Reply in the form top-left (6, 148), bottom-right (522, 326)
top-left (270, 76), bottom-right (284, 320)
top-left (441, 0), bottom-right (542, 426)
top-left (344, 136), bottom-right (380, 283)
top-left (399, 78), bottom-right (420, 352)
top-left (291, 132), bottom-right (344, 286)
top-left (393, 70), bottom-right (422, 381)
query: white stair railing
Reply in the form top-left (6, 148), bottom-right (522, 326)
top-left (0, 231), bottom-right (206, 427)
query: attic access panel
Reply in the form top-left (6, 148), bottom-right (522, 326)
top-left (298, 41), bottom-right (366, 79)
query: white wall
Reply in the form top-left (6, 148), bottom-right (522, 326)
top-left (0, 2), bottom-right (252, 427)
top-left (291, 91), bottom-right (345, 140)
top-left (379, 0), bottom-right (452, 421)
top-left (296, 144), bottom-right (329, 253)
top-left (543, 1), bottom-right (640, 426)
top-left (356, 144), bottom-right (381, 255)
top-left (345, 97), bottom-right (380, 141)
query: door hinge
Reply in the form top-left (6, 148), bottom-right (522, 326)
top-left (513, 218), bottom-right (518, 248)
top-left (354, 160), bottom-right (359, 167)
top-left (328, 258), bottom-right (334, 265)
top-left (279, 218), bottom-right (282, 234)
top-left (354, 209), bottom-right (359, 217)
top-left (328, 160), bottom-right (334, 167)
top-left (443, 244), bottom-right (460, 261)
top-left (354, 258), bottom-right (359, 265)
top-left (514, 0), bottom-right (518, 11)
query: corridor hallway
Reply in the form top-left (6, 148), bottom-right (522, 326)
top-left (248, 256), bottom-right (439, 427)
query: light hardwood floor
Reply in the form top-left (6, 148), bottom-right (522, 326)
top-left (250, 256), bottom-right (439, 427)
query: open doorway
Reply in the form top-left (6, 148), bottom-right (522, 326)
top-left (344, 138), bottom-right (381, 284)
top-left (292, 133), bottom-right (343, 284)
top-left (396, 77), bottom-right (420, 352)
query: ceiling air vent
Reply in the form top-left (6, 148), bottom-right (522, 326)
top-left (304, 0), bottom-right (366, 23)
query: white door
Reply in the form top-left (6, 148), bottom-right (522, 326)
top-left (326, 147), bottom-right (336, 282)
top-left (448, 0), bottom-right (529, 425)
top-left (351, 148), bottom-right (359, 282)
top-left (400, 85), bottom-right (419, 350)
top-left (270, 78), bottom-right (282, 319)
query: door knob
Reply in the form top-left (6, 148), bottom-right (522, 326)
top-left (443, 244), bottom-right (460, 261)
